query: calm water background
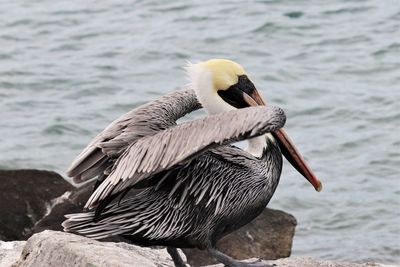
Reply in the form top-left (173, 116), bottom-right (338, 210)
top-left (0, 0), bottom-right (399, 264)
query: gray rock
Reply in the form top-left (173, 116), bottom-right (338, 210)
top-left (13, 230), bottom-right (175, 267)
top-left (183, 208), bottom-right (297, 266)
top-left (0, 241), bottom-right (25, 267)
top-left (28, 181), bottom-right (94, 236)
top-left (4, 231), bottom-right (395, 267)
top-left (0, 169), bottom-right (74, 241)
top-left (29, 181), bottom-right (131, 243)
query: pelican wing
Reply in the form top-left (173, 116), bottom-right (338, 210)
top-left (67, 88), bottom-right (201, 183)
top-left (86, 105), bottom-right (286, 208)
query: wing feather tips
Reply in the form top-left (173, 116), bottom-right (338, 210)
top-left (66, 147), bottom-right (102, 179)
top-left (62, 212), bottom-right (94, 232)
top-left (67, 147), bottom-right (110, 184)
top-left (261, 106), bottom-right (286, 131)
top-left (62, 212), bottom-right (117, 239)
top-left (241, 106), bottom-right (286, 137)
top-left (66, 146), bottom-right (98, 176)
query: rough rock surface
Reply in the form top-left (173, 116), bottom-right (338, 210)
top-left (0, 241), bottom-right (25, 267)
top-left (1, 232), bottom-right (396, 267)
top-left (14, 230), bottom-right (174, 267)
top-left (28, 182), bottom-right (94, 236)
top-left (29, 181), bottom-right (130, 243)
top-left (183, 208), bottom-right (297, 266)
top-left (0, 169), bottom-right (74, 241)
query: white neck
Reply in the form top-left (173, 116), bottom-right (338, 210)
top-left (186, 63), bottom-right (234, 115)
top-left (245, 133), bottom-right (276, 158)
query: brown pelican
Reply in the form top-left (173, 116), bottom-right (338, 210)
top-left (63, 59), bottom-right (322, 267)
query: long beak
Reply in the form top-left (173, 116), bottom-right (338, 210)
top-left (243, 88), bottom-right (322, 192)
top-left (273, 129), bottom-right (322, 191)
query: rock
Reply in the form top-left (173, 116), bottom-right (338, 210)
top-left (29, 181), bottom-right (128, 242)
top-left (0, 241), bottom-right (25, 267)
top-left (183, 208), bottom-right (297, 267)
top-left (0, 169), bottom-right (74, 241)
top-left (28, 182), bottom-right (93, 236)
top-left (14, 230), bottom-right (174, 267)
top-left (6, 231), bottom-right (395, 267)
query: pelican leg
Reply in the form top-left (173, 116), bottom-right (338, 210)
top-left (167, 247), bottom-right (187, 267)
top-left (207, 247), bottom-right (275, 267)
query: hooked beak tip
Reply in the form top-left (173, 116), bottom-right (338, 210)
top-left (315, 181), bottom-right (323, 192)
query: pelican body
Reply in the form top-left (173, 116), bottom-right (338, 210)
top-left (63, 59), bottom-right (321, 267)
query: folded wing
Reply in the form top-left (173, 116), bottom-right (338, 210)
top-left (66, 88), bottom-right (201, 184)
top-left (86, 105), bottom-right (286, 209)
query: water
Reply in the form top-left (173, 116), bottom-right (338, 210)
top-left (0, 0), bottom-right (399, 264)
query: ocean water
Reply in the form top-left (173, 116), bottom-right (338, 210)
top-left (0, 0), bottom-right (399, 264)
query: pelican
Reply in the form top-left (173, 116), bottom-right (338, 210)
top-left (63, 59), bottom-right (322, 267)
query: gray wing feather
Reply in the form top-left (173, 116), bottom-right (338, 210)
top-left (85, 105), bottom-right (286, 208)
top-left (67, 88), bottom-right (201, 183)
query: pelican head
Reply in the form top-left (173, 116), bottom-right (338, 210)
top-left (186, 59), bottom-right (266, 114)
top-left (186, 58), bottom-right (322, 192)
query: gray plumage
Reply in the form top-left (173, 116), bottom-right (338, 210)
top-left (63, 88), bottom-right (286, 251)
top-left (67, 89), bottom-right (201, 183)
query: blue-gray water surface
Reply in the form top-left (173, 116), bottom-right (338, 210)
top-left (0, 0), bottom-right (399, 264)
